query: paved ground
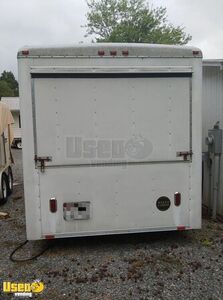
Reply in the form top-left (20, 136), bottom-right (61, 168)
top-left (0, 149), bottom-right (223, 300)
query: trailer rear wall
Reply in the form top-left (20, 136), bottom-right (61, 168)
top-left (18, 44), bottom-right (202, 240)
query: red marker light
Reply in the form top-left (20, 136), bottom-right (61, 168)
top-left (177, 225), bottom-right (186, 231)
top-left (193, 50), bottom-right (200, 56)
top-left (45, 235), bottom-right (55, 239)
top-left (98, 50), bottom-right (105, 56)
top-left (122, 50), bottom-right (129, 56)
top-left (22, 50), bottom-right (29, 55)
top-left (49, 198), bottom-right (57, 213)
top-left (174, 192), bottom-right (181, 206)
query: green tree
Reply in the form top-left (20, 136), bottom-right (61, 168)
top-left (85, 0), bottom-right (191, 44)
top-left (0, 80), bottom-right (14, 98)
top-left (0, 71), bottom-right (19, 96)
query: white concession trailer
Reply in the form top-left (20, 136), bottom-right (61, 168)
top-left (18, 44), bottom-right (202, 240)
top-left (1, 97), bottom-right (22, 149)
top-left (0, 102), bottom-right (14, 204)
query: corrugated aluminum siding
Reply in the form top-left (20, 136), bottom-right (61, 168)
top-left (202, 65), bottom-right (223, 216)
top-left (11, 111), bottom-right (21, 139)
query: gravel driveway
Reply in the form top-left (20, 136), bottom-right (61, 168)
top-left (0, 149), bottom-right (223, 300)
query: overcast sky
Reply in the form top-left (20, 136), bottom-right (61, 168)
top-left (0, 0), bottom-right (222, 76)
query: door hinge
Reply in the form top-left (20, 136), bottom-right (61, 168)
top-left (34, 155), bottom-right (52, 172)
top-left (176, 151), bottom-right (193, 161)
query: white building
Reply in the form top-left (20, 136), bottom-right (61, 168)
top-left (1, 97), bottom-right (22, 148)
top-left (202, 60), bottom-right (223, 218)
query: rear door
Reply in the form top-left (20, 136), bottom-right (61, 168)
top-left (31, 66), bottom-right (192, 235)
top-left (31, 67), bottom-right (192, 166)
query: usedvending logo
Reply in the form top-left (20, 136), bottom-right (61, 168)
top-left (66, 135), bottom-right (153, 160)
top-left (2, 280), bottom-right (44, 297)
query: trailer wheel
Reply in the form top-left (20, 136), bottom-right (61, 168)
top-left (7, 167), bottom-right (13, 196)
top-left (16, 141), bottom-right (22, 149)
top-left (0, 173), bottom-right (9, 205)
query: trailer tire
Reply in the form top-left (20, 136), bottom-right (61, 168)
top-left (16, 141), bottom-right (22, 149)
top-left (0, 173), bottom-right (9, 205)
top-left (7, 167), bottom-right (13, 196)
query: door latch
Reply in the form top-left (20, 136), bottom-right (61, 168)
top-left (176, 151), bottom-right (193, 161)
top-left (34, 155), bottom-right (52, 172)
